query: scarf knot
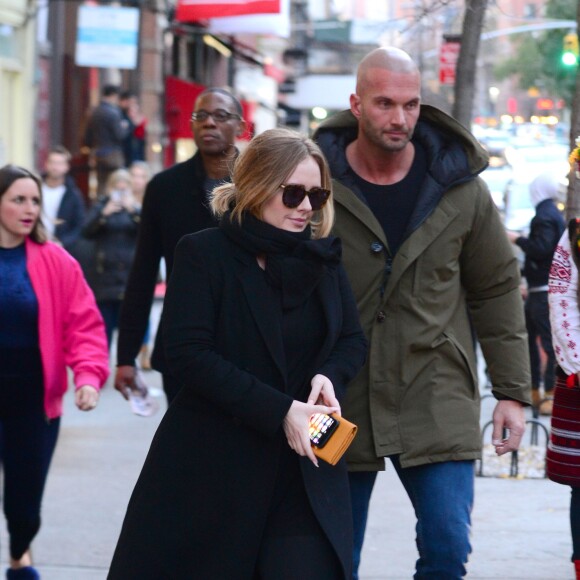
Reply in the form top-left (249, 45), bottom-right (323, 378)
top-left (220, 211), bottom-right (341, 308)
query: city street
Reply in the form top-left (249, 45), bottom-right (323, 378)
top-left (0, 351), bottom-right (573, 579)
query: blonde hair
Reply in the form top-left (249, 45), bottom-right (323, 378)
top-left (105, 168), bottom-right (132, 193)
top-left (211, 128), bottom-right (334, 239)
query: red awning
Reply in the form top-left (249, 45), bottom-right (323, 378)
top-left (175, 0), bottom-right (280, 22)
top-left (164, 76), bottom-right (254, 141)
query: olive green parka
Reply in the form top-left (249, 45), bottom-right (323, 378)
top-left (315, 106), bottom-right (531, 470)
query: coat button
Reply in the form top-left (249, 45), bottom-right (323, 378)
top-left (376, 311), bottom-right (386, 323)
top-left (370, 242), bottom-right (383, 254)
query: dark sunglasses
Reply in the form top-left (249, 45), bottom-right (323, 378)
top-left (280, 184), bottom-right (331, 211)
top-left (191, 109), bottom-right (241, 123)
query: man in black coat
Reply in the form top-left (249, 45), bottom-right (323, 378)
top-left (40, 146), bottom-right (85, 251)
top-left (84, 84), bottom-right (130, 196)
top-left (507, 172), bottom-right (565, 415)
top-left (114, 88), bottom-right (246, 403)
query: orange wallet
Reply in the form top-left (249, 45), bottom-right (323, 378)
top-left (312, 413), bottom-right (358, 466)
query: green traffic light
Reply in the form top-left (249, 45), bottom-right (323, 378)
top-left (562, 51), bottom-right (578, 66)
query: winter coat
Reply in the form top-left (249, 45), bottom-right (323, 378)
top-left (116, 152), bottom-right (221, 371)
top-left (516, 198), bottom-right (565, 288)
top-left (81, 196), bottom-right (140, 302)
top-left (53, 175), bottom-right (86, 250)
top-left (84, 101), bottom-right (128, 157)
top-left (315, 106), bottom-right (531, 469)
top-left (108, 228), bottom-right (367, 579)
top-left (25, 238), bottom-right (109, 418)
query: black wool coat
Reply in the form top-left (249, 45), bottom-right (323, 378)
top-left (108, 228), bottom-right (367, 580)
top-left (116, 153), bottom-right (220, 370)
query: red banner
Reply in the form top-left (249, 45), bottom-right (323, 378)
top-left (176, 0), bottom-right (280, 22)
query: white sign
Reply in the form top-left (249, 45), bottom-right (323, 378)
top-left (75, 5), bottom-right (139, 69)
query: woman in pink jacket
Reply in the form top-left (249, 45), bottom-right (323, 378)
top-left (0, 164), bottom-right (109, 580)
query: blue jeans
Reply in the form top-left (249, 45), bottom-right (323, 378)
top-left (525, 292), bottom-right (556, 392)
top-left (0, 410), bottom-right (60, 559)
top-left (97, 299), bottom-right (122, 351)
top-left (349, 457), bottom-right (474, 579)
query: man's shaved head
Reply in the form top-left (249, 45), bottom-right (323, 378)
top-left (356, 47), bottom-right (420, 93)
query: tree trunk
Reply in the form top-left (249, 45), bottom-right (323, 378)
top-left (451, 0), bottom-right (489, 128)
top-left (565, 2), bottom-right (580, 221)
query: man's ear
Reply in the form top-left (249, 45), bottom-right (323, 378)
top-left (236, 120), bottom-right (248, 137)
top-left (350, 93), bottom-right (361, 119)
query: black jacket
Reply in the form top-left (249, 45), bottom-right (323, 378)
top-left (53, 175), bottom-right (85, 250)
top-left (84, 101), bottom-right (128, 156)
top-left (81, 196), bottom-right (140, 301)
top-left (108, 228), bottom-right (367, 579)
top-left (516, 198), bottom-right (565, 288)
top-left (116, 153), bottom-right (221, 370)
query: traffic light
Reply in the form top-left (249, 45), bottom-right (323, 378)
top-left (562, 32), bottom-right (579, 67)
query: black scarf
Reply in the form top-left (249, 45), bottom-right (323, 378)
top-left (220, 211), bottom-right (341, 309)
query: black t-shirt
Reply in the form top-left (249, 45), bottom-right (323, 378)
top-left (350, 141), bottom-right (427, 255)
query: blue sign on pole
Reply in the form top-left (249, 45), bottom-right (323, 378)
top-left (75, 6), bottom-right (139, 69)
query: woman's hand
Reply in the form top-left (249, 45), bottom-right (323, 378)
top-left (308, 374), bottom-right (340, 415)
top-left (283, 400), bottom-right (339, 467)
top-left (102, 198), bottom-right (122, 216)
top-left (120, 193), bottom-right (139, 213)
top-left (76, 385), bottom-right (99, 411)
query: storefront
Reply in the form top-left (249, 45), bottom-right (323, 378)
top-left (0, 0), bottom-right (36, 166)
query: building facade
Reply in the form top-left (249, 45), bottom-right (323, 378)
top-left (0, 0), bottom-right (37, 167)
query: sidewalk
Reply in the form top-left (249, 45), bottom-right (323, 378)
top-left (0, 368), bottom-right (573, 579)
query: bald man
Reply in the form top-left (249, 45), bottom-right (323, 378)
top-left (315, 47), bottom-right (531, 578)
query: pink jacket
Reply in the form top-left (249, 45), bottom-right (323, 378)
top-left (26, 238), bottom-right (110, 418)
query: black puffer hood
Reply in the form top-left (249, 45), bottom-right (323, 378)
top-left (314, 105), bottom-right (489, 238)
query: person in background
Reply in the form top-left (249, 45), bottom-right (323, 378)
top-left (129, 161), bottom-right (153, 370)
top-left (114, 87), bottom-right (247, 404)
top-left (108, 128), bottom-right (367, 579)
top-left (0, 164), bottom-right (109, 580)
top-left (507, 172), bottom-right (565, 415)
top-left (82, 169), bottom-right (140, 350)
top-left (314, 46), bottom-right (530, 579)
top-left (84, 85), bottom-right (129, 196)
top-left (120, 91), bottom-right (147, 166)
top-left (129, 161), bottom-right (151, 207)
top-left (40, 146), bottom-right (85, 251)
top-left (548, 218), bottom-right (580, 580)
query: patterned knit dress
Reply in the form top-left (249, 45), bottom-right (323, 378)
top-left (547, 220), bottom-right (580, 486)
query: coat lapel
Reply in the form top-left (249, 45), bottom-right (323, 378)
top-left (233, 248), bottom-right (287, 380)
top-left (333, 181), bottom-right (388, 247)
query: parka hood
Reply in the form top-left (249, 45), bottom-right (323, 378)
top-left (314, 105), bottom-right (489, 192)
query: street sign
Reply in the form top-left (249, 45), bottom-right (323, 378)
top-left (439, 37), bottom-right (461, 86)
top-left (75, 5), bottom-right (139, 70)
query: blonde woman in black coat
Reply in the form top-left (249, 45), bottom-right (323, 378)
top-left (82, 169), bottom-right (140, 349)
top-left (108, 128), bottom-right (367, 579)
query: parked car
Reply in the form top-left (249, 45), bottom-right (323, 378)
top-left (480, 130), bottom-right (511, 167)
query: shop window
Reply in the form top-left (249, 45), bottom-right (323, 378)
top-left (0, 24), bottom-right (18, 59)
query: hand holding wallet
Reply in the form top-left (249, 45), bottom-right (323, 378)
top-left (312, 413), bottom-right (358, 466)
